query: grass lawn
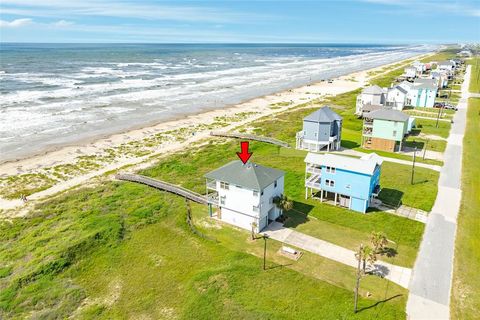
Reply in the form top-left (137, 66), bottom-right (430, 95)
top-left (0, 179), bottom-right (409, 319)
top-left (412, 118), bottom-right (451, 139)
top-left (468, 57), bottom-right (480, 93)
top-left (141, 141), bottom-right (429, 268)
top-left (404, 136), bottom-right (447, 153)
top-left (451, 98), bottom-right (480, 319)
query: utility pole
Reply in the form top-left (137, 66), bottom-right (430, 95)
top-left (263, 235), bottom-right (269, 270)
top-left (436, 104), bottom-right (443, 128)
top-left (354, 244), bottom-right (363, 313)
top-left (411, 146), bottom-right (417, 185)
top-left (423, 140), bottom-right (428, 160)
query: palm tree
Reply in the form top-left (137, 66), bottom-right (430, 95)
top-left (370, 231), bottom-right (388, 255)
top-left (250, 221), bottom-right (258, 240)
top-left (273, 194), bottom-right (293, 217)
top-left (355, 244), bottom-right (377, 274)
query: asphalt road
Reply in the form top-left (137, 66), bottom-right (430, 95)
top-left (406, 65), bottom-right (471, 319)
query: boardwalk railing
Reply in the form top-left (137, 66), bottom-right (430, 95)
top-left (210, 131), bottom-right (291, 148)
top-left (115, 173), bottom-right (207, 204)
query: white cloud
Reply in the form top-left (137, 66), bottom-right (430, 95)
top-left (0, 18), bottom-right (33, 27)
top-left (0, 0), bottom-right (276, 24)
top-left (362, 0), bottom-right (480, 17)
top-left (52, 20), bottom-right (74, 27)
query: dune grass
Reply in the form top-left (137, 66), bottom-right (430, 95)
top-left (451, 98), bottom-right (480, 319)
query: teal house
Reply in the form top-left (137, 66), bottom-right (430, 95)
top-left (362, 109), bottom-right (410, 152)
top-left (304, 152), bottom-right (383, 213)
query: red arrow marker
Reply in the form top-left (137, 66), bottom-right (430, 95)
top-left (236, 141), bottom-right (252, 164)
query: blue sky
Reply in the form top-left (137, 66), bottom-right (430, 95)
top-left (0, 0), bottom-right (479, 43)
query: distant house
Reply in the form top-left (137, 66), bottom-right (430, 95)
top-left (205, 160), bottom-right (285, 232)
top-left (458, 50), bottom-right (472, 57)
top-left (304, 152), bottom-right (382, 213)
top-left (430, 70), bottom-right (449, 88)
top-left (296, 106), bottom-right (342, 152)
top-left (385, 85), bottom-right (408, 111)
top-left (437, 60), bottom-right (456, 72)
top-left (412, 61), bottom-right (426, 74)
top-left (362, 109), bottom-right (410, 152)
top-left (355, 85), bottom-right (386, 115)
top-left (404, 66), bottom-right (417, 79)
top-left (400, 79), bottom-right (437, 108)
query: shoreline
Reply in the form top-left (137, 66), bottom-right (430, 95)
top-left (0, 51), bottom-right (434, 212)
top-left (0, 50), bottom-right (431, 166)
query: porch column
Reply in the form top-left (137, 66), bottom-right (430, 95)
top-left (320, 190), bottom-right (323, 202)
top-left (334, 193), bottom-right (338, 206)
top-left (305, 187), bottom-right (308, 199)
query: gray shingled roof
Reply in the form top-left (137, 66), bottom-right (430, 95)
top-left (414, 79), bottom-right (437, 91)
top-left (368, 109), bottom-right (409, 122)
top-left (204, 160), bottom-right (284, 190)
top-left (303, 106), bottom-right (342, 123)
top-left (362, 85), bottom-right (384, 95)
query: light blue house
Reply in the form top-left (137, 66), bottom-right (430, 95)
top-left (304, 152), bottom-right (383, 213)
top-left (400, 79), bottom-right (437, 108)
top-left (296, 106), bottom-right (342, 152)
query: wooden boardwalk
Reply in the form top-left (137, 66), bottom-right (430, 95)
top-left (115, 173), bottom-right (208, 204)
top-left (210, 131), bottom-right (291, 148)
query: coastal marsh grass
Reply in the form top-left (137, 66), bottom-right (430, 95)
top-left (0, 171), bottom-right (408, 319)
top-left (451, 98), bottom-right (480, 319)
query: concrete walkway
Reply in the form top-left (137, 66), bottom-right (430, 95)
top-left (332, 148), bottom-right (442, 172)
top-left (406, 65), bottom-right (471, 319)
top-left (262, 222), bottom-right (412, 289)
top-left (412, 115), bottom-right (452, 122)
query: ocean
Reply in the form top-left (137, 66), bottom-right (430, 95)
top-left (0, 43), bottom-right (436, 162)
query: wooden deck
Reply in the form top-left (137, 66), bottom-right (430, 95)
top-left (210, 131), bottom-right (291, 148)
top-left (115, 173), bottom-right (208, 204)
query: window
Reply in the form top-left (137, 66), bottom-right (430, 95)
top-left (393, 130), bottom-right (397, 137)
top-left (314, 132), bottom-right (318, 138)
top-left (253, 190), bottom-right (259, 197)
top-left (261, 190), bottom-right (264, 196)
top-left (346, 184), bottom-right (351, 189)
top-left (274, 180), bottom-right (278, 188)
top-left (220, 181), bottom-right (229, 190)
top-left (253, 205), bottom-right (259, 213)
top-left (220, 196), bottom-right (226, 205)
top-left (325, 179), bottom-right (335, 187)
top-left (326, 166), bottom-right (336, 174)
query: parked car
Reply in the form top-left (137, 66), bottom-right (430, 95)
top-left (434, 102), bottom-right (445, 108)
top-left (443, 104), bottom-right (458, 111)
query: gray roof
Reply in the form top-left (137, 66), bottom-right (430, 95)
top-left (414, 79), bottom-right (437, 90)
top-left (389, 85), bottom-right (408, 94)
top-left (438, 60), bottom-right (455, 66)
top-left (362, 103), bottom-right (383, 113)
top-left (303, 106), bottom-right (342, 123)
top-left (204, 160), bottom-right (284, 190)
top-left (368, 109), bottom-right (410, 122)
top-left (362, 85), bottom-right (384, 95)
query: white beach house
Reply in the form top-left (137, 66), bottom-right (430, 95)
top-left (205, 160), bottom-right (285, 232)
top-left (355, 85), bottom-right (385, 115)
top-left (400, 79), bottom-right (437, 108)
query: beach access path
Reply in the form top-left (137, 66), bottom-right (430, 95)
top-left (406, 65), bottom-right (471, 320)
top-left (262, 222), bottom-right (412, 289)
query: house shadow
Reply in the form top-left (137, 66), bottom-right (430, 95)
top-left (377, 188), bottom-right (404, 208)
top-left (341, 140), bottom-right (360, 149)
top-left (282, 201), bottom-right (314, 229)
top-left (404, 140), bottom-right (425, 150)
top-left (409, 128), bottom-right (421, 136)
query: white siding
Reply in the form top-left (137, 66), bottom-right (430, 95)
top-left (213, 176), bottom-right (285, 232)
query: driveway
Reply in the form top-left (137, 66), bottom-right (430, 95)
top-left (262, 222), bottom-right (412, 289)
top-left (406, 65), bottom-right (471, 319)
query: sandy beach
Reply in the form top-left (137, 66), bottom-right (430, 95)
top-left (0, 52), bottom-right (433, 213)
